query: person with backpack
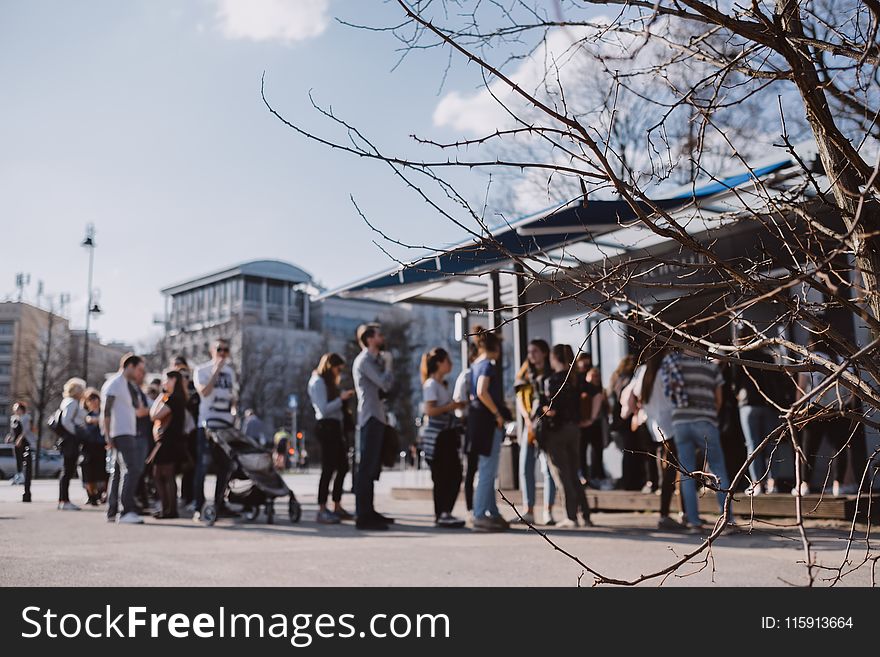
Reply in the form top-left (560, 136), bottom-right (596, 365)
top-left (57, 377), bottom-right (87, 510)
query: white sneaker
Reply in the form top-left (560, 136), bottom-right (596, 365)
top-left (556, 518), bottom-right (577, 528)
top-left (117, 512), bottom-right (144, 524)
top-left (745, 484), bottom-right (763, 497)
top-left (791, 481), bottom-right (810, 496)
top-left (543, 509), bottom-right (556, 526)
top-left (57, 502), bottom-right (80, 511)
top-left (832, 480), bottom-right (841, 497)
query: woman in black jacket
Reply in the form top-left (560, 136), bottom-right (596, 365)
top-left (541, 345), bottom-right (593, 528)
top-left (148, 370), bottom-right (188, 519)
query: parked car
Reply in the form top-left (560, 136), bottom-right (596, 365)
top-left (0, 444), bottom-right (64, 479)
top-left (0, 443), bottom-right (21, 480)
top-left (36, 449), bottom-right (64, 478)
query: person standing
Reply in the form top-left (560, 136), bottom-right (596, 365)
top-left (79, 388), bottom-right (107, 506)
top-left (540, 345), bottom-right (593, 528)
top-left (352, 323), bottom-right (395, 531)
top-left (242, 409), bottom-right (269, 448)
top-left (148, 369), bottom-right (187, 519)
top-left (796, 341), bottom-right (860, 496)
top-left (626, 349), bottom-right (685, 530)
top-left (733, 337), bottom-right (794, 495)
top-left (453, 340), bottom-right (479, 517)
top-left (580, 367), bottom-right (608, 488)
top-left (172, 355), bottom-right (199, 507)
top-left (661, 349), bottom-right (733, 531)
top-left (58, 377), bottom-right (87, 510)
top-left (102, 354), bottom-right (148, 524)
top-left (514, 339), bottom-right (558, 525)
top-left (8, 402), bottom-right (33, 485)
top-left (192, 338), bottom-right (238, 519)
top-left (308, 352), bottom-right (356, 524)
top-left (421, 347), bottom-right (467, 528)
top-left (467, 328), bottom-right (512, 532)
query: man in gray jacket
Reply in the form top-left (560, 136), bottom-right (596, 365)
top-left (352, 323), bottom-right (394, 530)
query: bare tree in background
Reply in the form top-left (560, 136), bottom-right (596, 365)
top-left (19, 303), bottom-right (71, 472)
top-left (261, 0), bottom-right (880, 585)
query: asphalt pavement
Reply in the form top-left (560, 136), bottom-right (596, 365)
top-left (0, 471), bottom-right (874, 587)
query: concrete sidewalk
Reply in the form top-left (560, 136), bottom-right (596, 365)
top-left (0, 474), bottom-right (875, 587)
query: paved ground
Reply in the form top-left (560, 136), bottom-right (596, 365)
top-left (1, 471), bottom-right (875, 587)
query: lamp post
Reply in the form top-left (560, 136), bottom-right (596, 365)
top-left (81, 224), bottom-right (99, 383)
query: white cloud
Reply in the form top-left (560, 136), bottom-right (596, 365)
top-left (433, 27), bottom-right (593, 135)
top-left (213, 0), bottom-right (330, 44)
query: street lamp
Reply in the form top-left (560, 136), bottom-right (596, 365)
top-left (81, 224), bottom-right (101, 383)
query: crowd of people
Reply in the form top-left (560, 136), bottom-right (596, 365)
top-left (4, 322), bottom-right (873, 534)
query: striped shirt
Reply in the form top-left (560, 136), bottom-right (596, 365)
top-left (662, 353), bottom-right (723, 425)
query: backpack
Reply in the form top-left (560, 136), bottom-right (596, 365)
top-left (47, 408), bottom-right (68, 438)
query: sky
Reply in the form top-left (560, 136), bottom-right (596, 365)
top-left (0, 0), bottom-right (505, 348)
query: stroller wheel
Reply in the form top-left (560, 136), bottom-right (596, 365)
top-left (201, 503), bottom-right (217, 526)
top-left (289, 497), bottom-right (302, 523)
top-left (266, 501), bottom-right (275, 525)
top-left (245, 506), bottom-right (260, 522)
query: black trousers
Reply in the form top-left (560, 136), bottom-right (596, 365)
top-left (579, 424), bottom-right (605, 481)
top-left (464, 449), bottom-right (479, 512)
top-left (428, 430), bottom-right (462, 519)
top-left (179, 430), bottom-right (197, 504)
top-left (59, 451), bottom-right (79, 502)
top-left (317, 419), bottom-right (348, 506)
top-left (801, 415), bottom-right (865, 489)
top-left (657, 440), bottom-right (682, 518)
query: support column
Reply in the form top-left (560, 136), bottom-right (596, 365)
top-left (512, 264), bottom-right (528, 372)
top-left (303, 289), bottom-right (310, 331)
top-left (260, 279), bottom-right (268, 325)
top-left (487, 270), bottom-right (503, 380)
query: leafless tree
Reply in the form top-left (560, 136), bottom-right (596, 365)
top-left (261, 0), bottom-right (880, 585)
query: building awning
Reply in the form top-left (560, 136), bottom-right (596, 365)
top-left (319, 156), bottom-right (797, 307)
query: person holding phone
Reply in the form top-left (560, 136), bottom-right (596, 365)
top-left (309, 352), bottom-right (356, 524)
top-left (192, 338), bottom-right (237, 519)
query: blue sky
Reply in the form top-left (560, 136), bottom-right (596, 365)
top-left (0, 0), bottom-right (492, 346)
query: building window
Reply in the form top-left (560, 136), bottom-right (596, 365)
top-left (267, 282), bottom-right (285, 305)
top-left (244, 279), bottom-right (262, 303)
top-left (0, 364), bottom-right (10, 376)
top-left (0, 322), bottom-right (13, 336)
top-left (0, 344), bottom-right (11, 355)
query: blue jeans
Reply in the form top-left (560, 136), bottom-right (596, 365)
top-left (106, 435), bottom-right (145, 519)
top-left (473, 427), bottom-right (504, 519)
top-left (739, 405), bottom-right (782, 485)
top-left (672, 420), bottom-right (731, 526)
top-left (355, 418), bottom-right (385, 519)
top-left (519, 441), bottom-right (556, 510)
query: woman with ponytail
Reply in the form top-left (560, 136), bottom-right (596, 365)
top-left (466, 327), bottom-right (512, 531)
top-left (420, 348), bottom-right (467, 527)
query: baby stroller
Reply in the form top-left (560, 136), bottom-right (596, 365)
top-left (200, 419), bottom-right (302, 526)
